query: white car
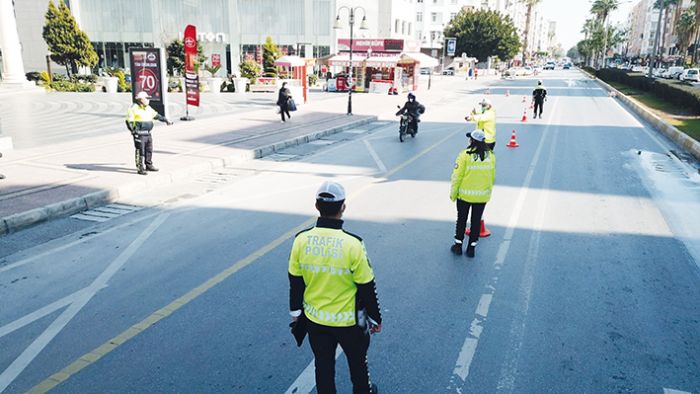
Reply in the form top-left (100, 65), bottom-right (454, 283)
top-left (663, 66), bottom-right (684, 79)
top-left (680, 68), bottom-right (700, 82)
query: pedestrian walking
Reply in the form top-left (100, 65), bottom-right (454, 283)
top-left (288, 181), bottom-right (382, 394)
top-left (474, 67), bottom-right (479, 80)
top-left (465, 98), bottom-right (496, 150)
top-left (450, 130), bottom-right (496, 258)
top-left (532, 80), bottom-right (547, 119)
top-left (277, 82), bottom-right (292, 123)
top-left (125, 92), bottom-right (172, 175)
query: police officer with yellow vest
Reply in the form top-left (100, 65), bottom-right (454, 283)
top-left (465, 98), bottom-right (496, 150)
top-left (125, 92), bottom-right (172, 175)
top-left (288, 181), bottom-right (382, 394)
top-left (450, 130), bottom-right (496, 257)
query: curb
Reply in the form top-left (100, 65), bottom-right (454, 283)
top-left (0, 115), bottom-right (377, 235)
top-left (579, 68), bottom-right (700, 162)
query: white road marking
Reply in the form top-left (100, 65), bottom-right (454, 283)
top-left (0, 285), bottom-right (106, 340)
top-left (285, 348), bottom-right (342, 394)
top-left (663, 388), bottom-right (692, 394)
top-left (0, 213), bottom-right (170, 393)
top-left (363, 139), bottom-right (388, 174)
top-left (496, 105), bottom-right (560, 392)
top-left (447, 99), bottom-right (560, 391)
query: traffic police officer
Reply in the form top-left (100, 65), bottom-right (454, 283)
top-left (450, 130), bottom-right (496, 258)
top-left (465, 98), bottom-right (496, 150)
top-left (288, 181), bottom-right (382, 394)
top-left (125, 91), bottom-right (172, 175)
top-left (532, 80), bottom-right (548, 119)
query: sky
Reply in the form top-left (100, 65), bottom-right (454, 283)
top-left (538, 0), bottom-right (637, 51)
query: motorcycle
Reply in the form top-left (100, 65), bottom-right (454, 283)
top-left (396, 105), bottom-right (417, 143)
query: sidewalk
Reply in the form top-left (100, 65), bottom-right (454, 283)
top-left (0, 105), bottom-right (377, 234)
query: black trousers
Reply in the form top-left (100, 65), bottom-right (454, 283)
top-left (307, 320), bottom-right (373, 394)
top-left (534, 100), bottom-right (544, 116)
top-left (280, 103), bottom-right (291, 121)
top-left (133, 133), bottom-right (153, 169)
top-left (454, 199), bottom-right (487, 244)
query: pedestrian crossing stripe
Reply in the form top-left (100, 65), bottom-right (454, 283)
top-left (70, 204), bottom-right (142, 222)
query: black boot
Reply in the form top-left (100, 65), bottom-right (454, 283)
top-left (466, 242), bottom-right (477, 258)
top-left (451, 242), bottom-right (463, 255)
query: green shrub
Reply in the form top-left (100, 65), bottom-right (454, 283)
top-left (239, 59), bottom-right (261, 84)
top-left (39, 71), bottom-right (51, 85)
top-left (308, 73), bottom-right (318, 86)
top-left (49, 80), bottom-right (95, 92)
top-left (596, 68), bottom-right (700, 114)
top-left (71, 74), bottom-right (97, 84)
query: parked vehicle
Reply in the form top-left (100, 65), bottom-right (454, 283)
top-left (680, 68), bottom-right (700, 83)
top-left (563, 63), bottom-right (572, 70)
top-left (652, 68), bottom-right (667, 77)
top-left (420, 67), bottom-right (432, 75)
top-left (663, 66), bottom-right (684, 79)
top-left (442, 67), bottom-right (455, 76)
top-left (544, 62), bottom-right (555, 70)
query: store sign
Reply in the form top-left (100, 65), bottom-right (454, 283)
top-left (338, 39), bottom-right (406, 52)
top-left (129, 47), bottom-right (168, 117)
top-left (184, 24), bottom-right (200, 107)
top-left (447, 38), bottom-right (457, 56)
top-left (197, 32), bottom-right (226, 43)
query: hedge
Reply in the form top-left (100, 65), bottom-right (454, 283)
top-left (49, 80), bottom-right (96, 92)
top-left (595, 68), bottom-right (700, 114)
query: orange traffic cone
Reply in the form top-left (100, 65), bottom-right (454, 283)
top-left (521, 109), bottom-right (528, 123)
top-left (507, 129), bottom-right (520, 148)
top-left (466, 220), bottom-right (492, 237)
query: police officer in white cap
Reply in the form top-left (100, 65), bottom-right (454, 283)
top-left (465, 98), bottom-right (496, 150)
top-left (125, 91), bottom-right (172, 175)
top-left (288, 181), bottom-right (382, 393)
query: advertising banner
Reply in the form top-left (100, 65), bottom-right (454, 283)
top-left (212, 54), bottom-right (221, 68)
top-left (447, 38), bottom-right (457, 57)
top-left (129, 47), bottom-right (168, 118)
top-left (184, 24), bottom-right (200, 107)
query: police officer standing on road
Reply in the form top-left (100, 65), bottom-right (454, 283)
top-left (450, 130), bottom-right (496, 258)
top-left (288, 181), bottom-right (382, 394)
top-left (466, 98), bottom-right (496, 150)
top-left (532, 80), bottom-right (547, 119)
top-left (125, 91), bottom-right (172, 175)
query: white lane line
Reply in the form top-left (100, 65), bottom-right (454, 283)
top-left (363, 139), bottom-right (388, 174)
top-left (447, 99), bottom-right (560, 391)
top-left (663, 388), bottom-right (692, 394)
top-left (284, 346), bottom-right (343, 393)
top-left (0, 213), bottom-right (170, 393)
top-left (0, 285), bottom-right (106, 339)
top-left (496, 106), bottom-right (560, 393)
top-left (475, 294), bottom-right (493, 318)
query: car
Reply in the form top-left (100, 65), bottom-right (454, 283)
top-left (522, 66), bottom-right (535, 75)
top-left (662, 66), bottom-right (684, 79)
top-left (563, 63), bottom-right (572, 70)
top-left (442, 67), bottom-right (455, 76)
top-left (680, 68), bottom-right (700, 82)
top-left (652, 68), bottom-right (667, 77)
top-left (419, 67), bottom-right (432, 75)
top-left (543, 62), bottom-right (555, 70)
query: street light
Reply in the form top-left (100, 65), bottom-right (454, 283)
top-left (333, 6), bottom-right (368, 115)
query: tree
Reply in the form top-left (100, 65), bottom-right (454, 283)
top-left (262, 36), bottom-right (282, 78)
top-left (165, 39), bottom-right (206, 76)
top-left (675, 9), bottom-right (696, 59)
top-left (520, 0), bottom-right (543, 61)
top-left (239, 59), bottom-right (262, 83)
top-left (590, 0), bottom-right (620, 67)
top-left (567, 46), bottom-right (581, 62)
top-left (443, 9), bottom-right (521, 63)
top-left (43, 0), bottom-right (98, 76)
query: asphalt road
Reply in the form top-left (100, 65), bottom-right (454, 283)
top-left (1, 70), bottom-right (699, 394)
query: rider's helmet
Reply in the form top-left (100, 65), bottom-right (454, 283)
top-left (538, 79), bottom-right (543, 85)
top-left (407, 92), bottom-right (416, 101)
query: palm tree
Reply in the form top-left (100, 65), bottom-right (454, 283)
top-left (520, 0), bottom-right (543, 62)
top-left (590, 0), bottom-right (620, 67)
top-left (675, 9), bottom-right (696, 59)
top-left (648, 0), bottom-right (679, 76)
top-left (693, 0), bottom-right (700, 63)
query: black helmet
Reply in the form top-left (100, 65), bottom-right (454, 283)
top-left (407, 92), bottom-right (416, 100)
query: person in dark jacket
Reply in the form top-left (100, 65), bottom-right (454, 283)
top-left (395, 92), bottom-right (425, 134)
top-left (277, 82), bottom-right (292, 122)
top-left (532, 80), bottom-right (547, 119)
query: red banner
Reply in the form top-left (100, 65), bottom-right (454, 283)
top-left (184, 24), bottom-right (200, 107)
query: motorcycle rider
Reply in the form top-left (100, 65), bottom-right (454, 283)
top-left (465, 98), bottom-right (496, 150)
top-left (396, 92), bottom-right (425, 134)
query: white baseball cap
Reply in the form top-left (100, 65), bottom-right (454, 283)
top-left (466, 129), bottom-right (486, 142)
top-left (136, 91), bottom-right (150, 100)
top-left (316, 181), bottom-right (346, 202)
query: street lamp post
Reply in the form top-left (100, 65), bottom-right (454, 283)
top-left (334, 6), bottom-right (368, 115)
